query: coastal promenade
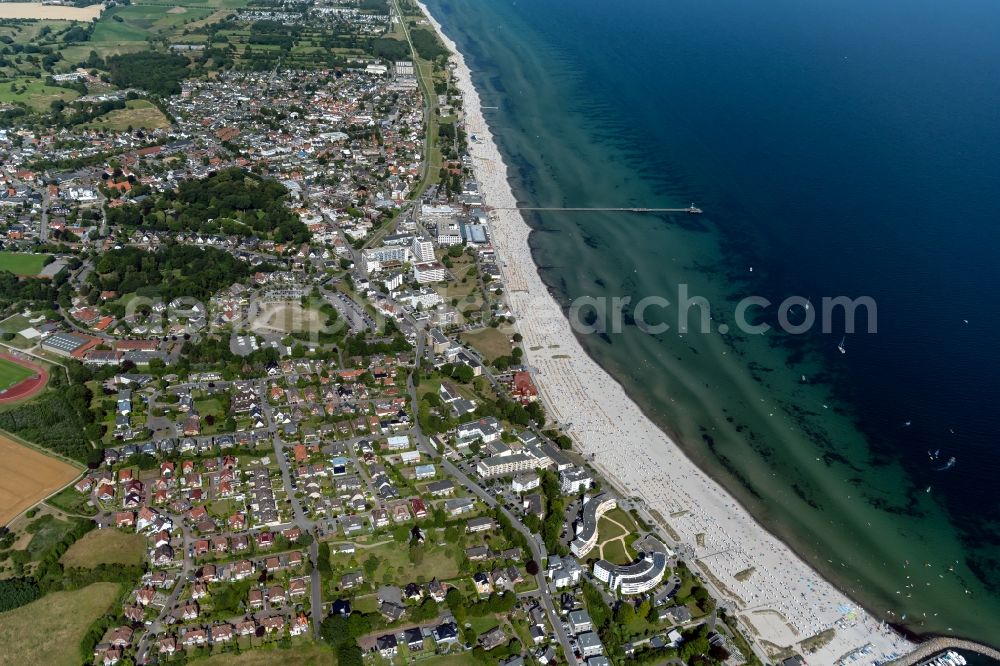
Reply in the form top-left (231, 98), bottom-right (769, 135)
top-left (416, 2), bottom-right (916, 664)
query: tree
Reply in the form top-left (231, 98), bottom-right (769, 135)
top-left (336, 645), bottom-right (364, 666)
top-left (432, 506), bottom-right (446, 528)
top-left (451, 364), bottom-right (474, 383)
top-left (615, 601), bottom-right (636, 626)
top-left (346, 612), bottom-right (371, 638)
top-left (363, 555), bottom-right (380, 579)
top-left (321, 614), bottom-right (350, 646)
top-left (411, 597), bottom-right (438, 621)
top-left (0, 579), bottom-right (40, 612)
top-left (392, 525), bottom-right (410, 543)
top-left (104, 51), bottom-right (190, 95)
top-left (445, 588), bottom-right (466, 622)
top-left (317, 542), bottom-right (331, 575)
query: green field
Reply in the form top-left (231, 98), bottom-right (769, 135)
top-left (603, 507), bottom-right (640, 533)
top-left (189, 643), bottom-right (336, 665)
top-left (0, 358), bottom-right (33, 392)
top-left (0, 582), bottom-right (120, 666)
top-left (24, 513), bottom-right (77, 560)
top-left (343, 538), bottom-right (459, 588)
top-left (596, 515), bottom-right (628, 542)
top-left (0, 0), bottom-right (247, 78)
top-left (91, 4), bottom-right (214, 44)
top-left (0, 21), bottom-right (81, 78)
top-left (460, 327), bottom-right (511, 361)
top-left (59, 528), bottom-right (147, 568)
top-left (0, 78), bottom-right (80, 112)
top-left (601, 538), bottom-right (636, 566)
top-left (59, 41), bottom-right (150, 65)
top-left (0, 314), bottom-right (32, 335)
top-left (0, 20), bottom-right (74, 46)
top-left (135, 0), bottom-right (251, 7)
top-left (86, 98), bottom-right (170, 131)
top-left (46, 485), bottom-right (97, 517)
top-left (0, 253), bottom-right (48, 276)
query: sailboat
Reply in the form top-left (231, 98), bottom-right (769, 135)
top-left (837, 336), bottom-right (847, 354)
top-left (935, 456), bottom-right (956, 471)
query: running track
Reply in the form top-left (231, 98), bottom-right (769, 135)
top-left (0, 352), bottom-right (49, 403)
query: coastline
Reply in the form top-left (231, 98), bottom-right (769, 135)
top-left (414, 2), bottom-right (916, 663)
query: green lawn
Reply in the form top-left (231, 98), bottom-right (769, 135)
top-left (467, 615), bottom-right (499, 635)
top-left (349, 539), bottom-right (459, 587)
top-left (601, 538), bottom-right (636, 566)
top-left (352, 594), bottom-right (378, 614)
top-left (603, 507), bottom-right (639, 534)
top-left (0, 358), bottom-right (33, 392)
top-left (46, 485), bottom-right (97, 517)
top-left (596, 515), bottom-right (628, 542)
top-left (404, 656), bottom-right (472, 666)
top-left (0, 252), bottom-right (49, 276)
top-left (207, 498), bottom-right (238, 519)
top-left (0, 314), bottom-right (32, 334)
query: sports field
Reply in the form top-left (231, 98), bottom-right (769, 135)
top-left (0, 358), bottom-right (33, 392)
top-left (0, 434), bottom-right (79, 526)
top-left (0, 252), bottom-right (48, 277)
top-left (0, 354), bottom-right (48, 403)
top-left (251, 302), bottom-right (325, 334)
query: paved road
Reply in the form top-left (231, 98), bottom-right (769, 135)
top-left (135, 519), bottom-right (193, 664)
top-left (406, 333), bottom-right (580, 665)
top-left (270, 433), bottom-right (324, 638)
top-left (40, 188), bottom-right (49, 243)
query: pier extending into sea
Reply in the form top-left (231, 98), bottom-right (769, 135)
top-left (493, 205), bottom-right (704, 214)
top-left (886, 639), bottom-right (1000, 666)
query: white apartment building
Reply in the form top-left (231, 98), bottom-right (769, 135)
top-left (412, 236), bottom-right (435, 262)
top-left (413, 261), bottom-right (447, 284)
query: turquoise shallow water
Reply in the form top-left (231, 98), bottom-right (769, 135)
top-left (423, 0), bottom-right (1000, 645)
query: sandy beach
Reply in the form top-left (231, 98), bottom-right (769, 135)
top-left (416, 2), bottom-right (915, 663)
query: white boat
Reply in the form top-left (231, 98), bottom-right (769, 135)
top-left (916, 650), bottom-right (967, 666)
top-left (838, 336), bottom-right (847, 354)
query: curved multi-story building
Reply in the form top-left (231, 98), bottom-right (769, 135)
top-left (570, 493), bottom-right (616, 558)
top-left (593, 536), bottom-right (670, 595)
